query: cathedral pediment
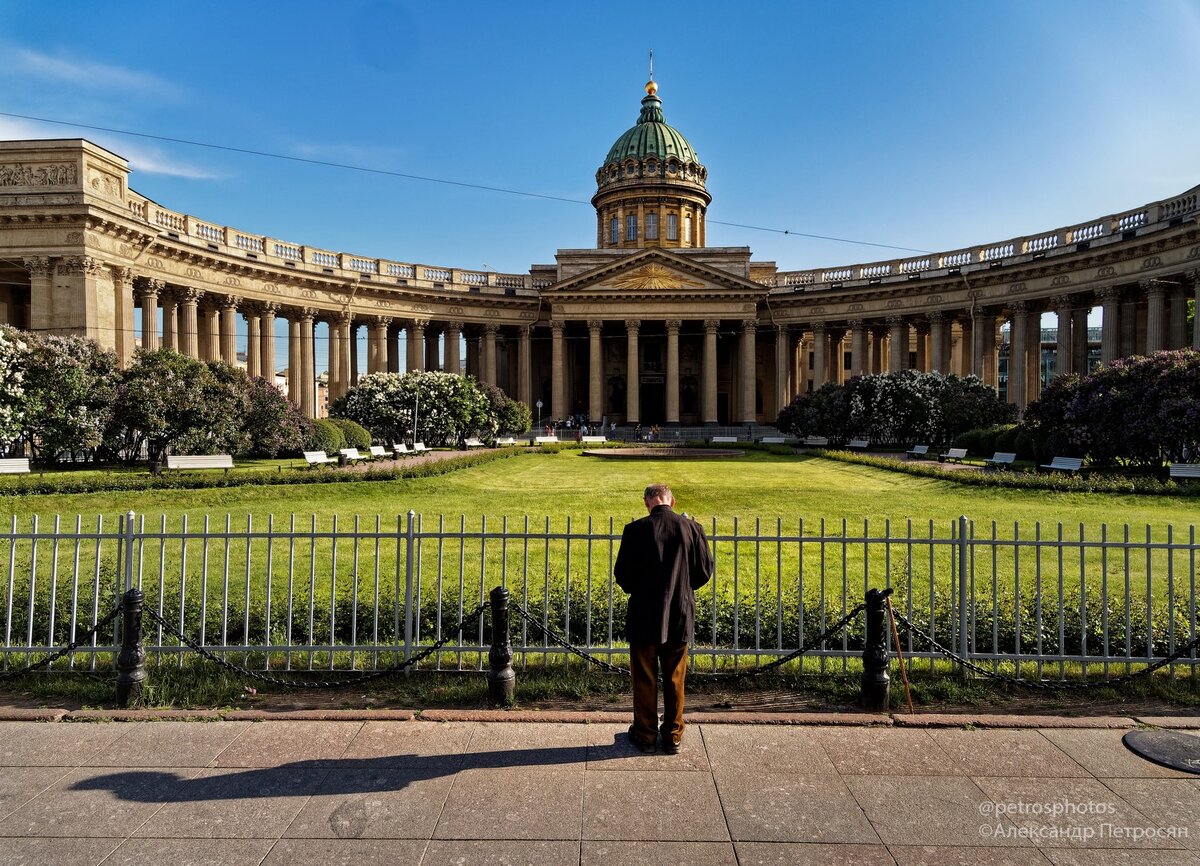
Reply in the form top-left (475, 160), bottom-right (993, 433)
top-left (546, 247), bottom-right (767, 300)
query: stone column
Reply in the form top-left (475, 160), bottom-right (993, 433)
top-left (869, 327), bottom-right (885, 374)
top-left (370, 316), bottom-right (391, 374)
top-left (1024, 306), bottom-right (1042, 404)
top-left (203, 304), bottom-right (221, 362)
top-left (426, 326), bottom-right (441, 371)
top-left (1191, 270), bottom-right (1200, 350)
top-left (551, 320), bottom-right (566, 420)
top-left (774, 325), bottom-right (790, 412)
top-left (349, 321), bottom-right (359, 385)
top-left (1071, 306), bottom-right (1089, 374)
top-left (334, 313), bottom-right (352, 398)
top-left (484, 323), bottom-right (499, 386)
top-left (107, 266), bottom-right (136, 366)
top-left (626, 320), bottom-right (641, 425)
top-left (1169, 285), bottom-right (1189, 349)
top-left (445, 322), bottom-right (462, 374)
top-left (740, 319), bottom-right (757, 423)
top-left (260, 303), bottom-right (278, 383)
top-left (245, 305), bottom-right (261, 378)
top-left (1120, 296), bottom-right (1138, 357)
top-left (300, 309), bottom-right (316, 418)
top-left (1097, 286), bottom-right (1120, 364)
top-left (887, 316), bottom-right (906, 373)
top-left (178, 288), bottom-right (202, 358)
top-left (160, 290), bottom-right (178, 351)
top-left (848, 320), bottom-right (866, 378)
top-left (980, 312), bottom-right (997, 386)
top-left (666, 319), bottom-right (681, 425)
top-left (287, 315), bottom-right (301, 401)
top-left (1143, 280), bottom-right (1166, 353)
top-left (386, 322), bottom-right (400, 373)
top-left (702, 319), bottom-right (718, 425)
top-left (1007, 302), bottom-right (1027, 408)
top-left (518, 325), bottom-right (532, 406)
top-left (219, 296), bottom-right (240, 365)
top-left (927, 312), bottom-right (946, 373)
top-left (136, 278), bottom-right (161, 353)
top-left (326, 315), bottom-right (341, 399)
top-left (812, 322), bottom-right (827, 386)
top-left (466, 333), bottom-right (479, 378)
top-left (23, 257), bottom-right (53, 336)
top-left (412, 319), bottom-right (428, 373)
top-left (1053, 295), bottom-right (1073, 376)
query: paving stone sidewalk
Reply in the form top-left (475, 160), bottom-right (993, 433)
top-left (0, 716), bottom-right (1198, 866)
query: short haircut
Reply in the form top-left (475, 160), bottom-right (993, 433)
top-left (643, 483), bottom-right (672, 502)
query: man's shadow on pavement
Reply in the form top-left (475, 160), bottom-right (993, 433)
top-left (71, 733), bottom-right (645, 803)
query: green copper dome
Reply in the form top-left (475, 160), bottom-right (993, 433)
top-left (603, 87), bottom-right (699, 166)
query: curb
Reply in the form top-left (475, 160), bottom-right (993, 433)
top-left (890, 713), bottom-right (1138, 729)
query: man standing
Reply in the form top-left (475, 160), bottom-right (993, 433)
top-left (614, 483), bottom-right (714, 754)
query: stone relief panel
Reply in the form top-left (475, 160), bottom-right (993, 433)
top-left (86, 168), bottom-right (122, 200)
top-left (0, 163), bottom-right (78, 186)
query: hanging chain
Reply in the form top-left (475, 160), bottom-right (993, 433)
top-left (511, 601), bottom-right (868, 681)
top-left (0, 605), bottom-right (123, 680)
top-left (142, 602), bottom-right (489, 689)
top-left (890, 608), bottom-right (1200, 691)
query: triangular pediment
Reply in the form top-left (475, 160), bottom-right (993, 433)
top-left (546, 248), bottom-right (768, 300)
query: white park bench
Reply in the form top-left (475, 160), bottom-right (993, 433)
top-left (1040, 456), bottom-right (1083, 474)
top-left (906, 445), bottom-right (930, 460)
top-left (165, 454), bottom-right (234, 474)
top-left (339, 448), bottom-right (368, 465)
top-left (940, 447), bottom-right (968, 464)
top-left (581, 435), bottom-right (607, 444)
top-left (302, 450), bottom-right (335, 468)
top-left (983, 452), bottom-right (1016, 470)
top-left (847, 439), bottom-right (869, 450)
top-left (464, 437), bottom-right (487, 448)
top-left (496, 437), bottom-right (517, 446)
top-left (1169, 463), bottom-right (1200, 481)
top-left (392, 443), bottom-right (412, 457)
top-left (369, 445), bottom-right (389, 460)
top-left (0, 457), bottom-right (31, 474)
top-left (710, 436), bottom-right (740, 444)
top-left (534, 436), bottom-right (559, 445)
top-left (802, 436), bottom-right (829, 447)
top-left (412, 442), bottom-right (431, 454)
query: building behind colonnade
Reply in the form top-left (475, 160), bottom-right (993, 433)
top-left (0, 77), bottom-right (1197, 424)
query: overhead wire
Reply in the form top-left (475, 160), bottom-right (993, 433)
top-left (0, 110), bottom-right (931, 255)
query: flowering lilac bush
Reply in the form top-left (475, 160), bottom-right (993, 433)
top-left (19, 334), bottom-right (118, 462)
top-left (776, 371), bottom-right (1014, 446)
top-left (0, 325), bottom-right (27, 447)
top-left (1022, 349), bottom-right (1200, 468)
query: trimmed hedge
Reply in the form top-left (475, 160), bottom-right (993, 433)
top-left (0, 447), bottom-right (524, 497)
top-left (306, 419), bottom-right (346, 453)
top-left (329, 418), bottom-right (371, 449)
top-left (815, 449), bottom-right (1200, 497)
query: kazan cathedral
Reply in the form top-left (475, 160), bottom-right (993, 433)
top-left (0, 78), bottom-right (1197, 427)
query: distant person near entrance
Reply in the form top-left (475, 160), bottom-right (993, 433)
top-left (614, 483), bottom-right (714, 754)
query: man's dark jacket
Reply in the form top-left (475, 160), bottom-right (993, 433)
top-left (614, 504), bottom-right (714, 645)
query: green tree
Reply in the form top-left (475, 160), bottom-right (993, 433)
top-left (20, 334), bottom-right (118, 463)
top-left (243, 376), bottom-right (310, 457)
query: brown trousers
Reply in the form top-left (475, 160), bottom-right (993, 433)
top-left (629, 641), bottom-right (689, 746)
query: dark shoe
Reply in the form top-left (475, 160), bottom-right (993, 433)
top-left (661, 739), bottom-right (681, 755)
top-left (626, 728), bottom-right (656, 754)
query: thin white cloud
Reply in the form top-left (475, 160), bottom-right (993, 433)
top-left (0, 117), bottom-right (219, 180)
top-left (12, 48), bottom-right (180, 97)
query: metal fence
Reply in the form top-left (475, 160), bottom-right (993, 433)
top-left (2, 511), bottom-right (1197, 680)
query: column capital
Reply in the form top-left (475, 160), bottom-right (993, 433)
top-left (444, 320), bottom-right (463, 332)
top-left (370, 314), bottom-right (393, 326)
top-left (1140, 278), bottom-right (1167, 297)
top-left (177, 286), bottom-right (204, 304)
top-left (59, 255), bottom-right (103, 276)
top-left (1051, 294), bottom-right (1075, 310)
top-left (220, 295), bottom-right (241, 311)
top-left (259, 302), bottom-right (279, 315)
top-left (587, 319), bottom-right (603, 333)
top-left (1093, 285), bottom-right (1120, 303)
top-left (1185, 268), bottom-right (1200, 285)
top-left (550, 320), bottom-right (565, 334)
top-left (885, 315), bottom-right (904, 327)
top-left (1008, 300), bottom-right (1028, 314)
top-left (327, 310), bottom-right (351, 326)
top-left (775, 322), bottom-right (789, 335)
top-left (847, 319), bottom-right (865, 331)
top-left (299, 307), bottom-right (318, 322)
top-left (926, 310), bottom-right (946, 323)
top-left (665, 319), bottom-right (682, 333)
top-left (741, 319), bottom-right (757, 334)
top-left (624, 319), bottom-right (642, 333)
top-left (811, 321), bottom-right (826, 334)
top-left (135, 277), bottom-right (163, 300)
top-left (23, 255), bottom-right (51, 277)
top-left (703, 318), bottom-right (720, 333)
top-left (111, 265), bottom-right (135, 287)
top-left (518, 324), bottom-right (532, 338)
top-left (484, 322), bottom-right (501, 336)
top-left (409, 317), bottom-right (428, 329)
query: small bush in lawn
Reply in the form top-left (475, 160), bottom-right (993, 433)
top-left (330, 418), bottom-right (371, 449)
top-left (306, 419), bottom-right (346, 454)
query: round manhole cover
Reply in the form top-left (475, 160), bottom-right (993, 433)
top-left (1123, 729), bottom-right (1200, 775)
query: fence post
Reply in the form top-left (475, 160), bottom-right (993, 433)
top-left (116, 512), bottom-right (145, 707)
top-left (488, 585), bottom-right (515, 707)
top-left (860, 587), bottom-right (892, 710)
top-left (403, 510), bottom-right (415, 675)
top-left (957, 514), bottom-right (970, 677)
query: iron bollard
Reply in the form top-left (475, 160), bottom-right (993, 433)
top-left (116, 587), bottom-right (146, 708)
top-left (860, 587), bottom-right (893, 711)
top-left (488, 585), bottom-right (515, 707)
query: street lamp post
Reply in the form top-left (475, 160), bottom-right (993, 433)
top-left (535, 399), bottom-right (543, 432)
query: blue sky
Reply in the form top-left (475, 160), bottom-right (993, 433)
top-left (3, 0), bottom-right (1199, 276)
